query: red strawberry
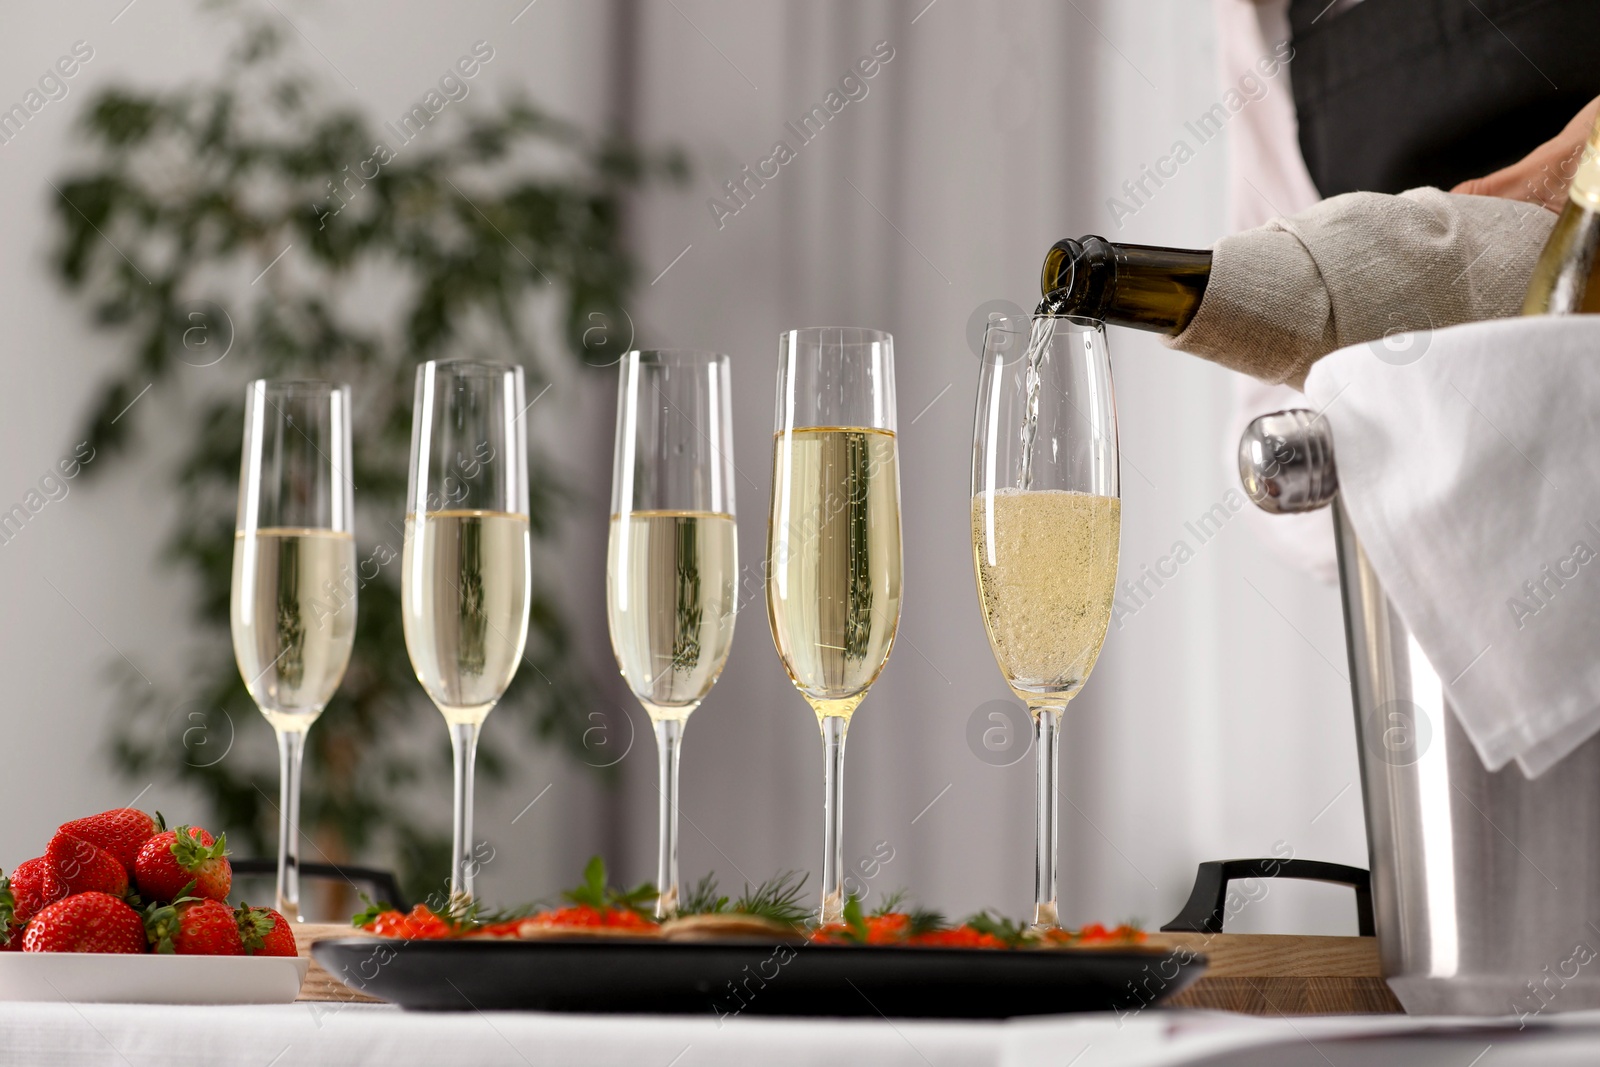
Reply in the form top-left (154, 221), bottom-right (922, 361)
top-left (135, 826), bottom-right (231, 902)
top-left (23, 892), bottom-right (146, 954)
top-left (8, 856), bottom-right (68, 922)
top-left (145, 898), bottom-right (242, 956)
top-left (47, 834), bottom-right (129, 898)
top-left (57, 809), bottom-right (156, 871)
top-left (236, 904), bottom-right (297, 957)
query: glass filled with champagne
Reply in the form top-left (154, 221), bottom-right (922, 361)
top-left (971, 314), bottom-right (1120, 928)
top-left (402, 360), bottom-right (532, 907)
top-left (767, 327), bottom-right (902, 924)
top-left (607, 350), bottom-right (738, 917)
top-left (231, 379), bottom-right (358, 921)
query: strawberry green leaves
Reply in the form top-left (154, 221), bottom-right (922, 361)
top-left (0, 873), bottom-right (16, 947)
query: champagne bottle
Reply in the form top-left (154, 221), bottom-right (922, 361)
top-left (1039, 235), bottom-right (1211, 335)
top-left (1522, 116), bottom-right (1600, 315)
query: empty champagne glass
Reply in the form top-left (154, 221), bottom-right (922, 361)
top-left (232, 379), bottom-right (357, 922)
top-left (402, 360), bottom-right (532, 908)
top-left (767, 328), bottom-right (902, 925)
top-left (606, 350), bottom-right (738, 917)
top-left (971, 314), bottom-right (1120, 928)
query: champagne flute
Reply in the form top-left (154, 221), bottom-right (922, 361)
top-left (606, 350), bottom-right (738, 918)
top-left (232, 379), bottom-right (357, 922)
top-left (970, 314), bottom-right (1120, 928)
top-left (402, 360), bottom-right (531, 908)
top-left (767, 328), bottom-right (902, 925)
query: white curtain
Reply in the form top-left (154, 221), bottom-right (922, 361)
top-left (591, 0), bottom-right (1366, 932)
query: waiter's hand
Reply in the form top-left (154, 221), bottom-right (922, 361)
top-left (1453, 95), bottom-right (1599, 212)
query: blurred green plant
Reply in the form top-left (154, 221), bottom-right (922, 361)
top-left (49, 7), bottom-right (684, 903)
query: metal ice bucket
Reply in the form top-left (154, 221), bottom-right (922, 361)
top-left (1240, 409), bottom-right (1600, 1018)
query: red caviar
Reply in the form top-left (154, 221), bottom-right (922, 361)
top-left (363, 902), bottom-right (659, 940)
top-left (521, 904), bottom-right (658, 931)
top-left (811, 913), bottom-right (916, 945)
top-left (810, 911), bottom-right (1147, 949)
top-left (1041, 922), bottom-right (1146, 947)
top-left (907, 927), bottom-right (1008, 949)
top-left (363, 904), bottom-right (453, 940)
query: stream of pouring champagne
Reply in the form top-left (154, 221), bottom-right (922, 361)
top-left (1021, 238), bottom-right (1210, 485)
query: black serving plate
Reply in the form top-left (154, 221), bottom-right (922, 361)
top-left (311, 936), bottom-right (1205, 1018)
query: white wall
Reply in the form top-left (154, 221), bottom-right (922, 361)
top-left (0, 0), bottom-right (1364, 934)
top-left (0, 0), bottom-right (617, 910)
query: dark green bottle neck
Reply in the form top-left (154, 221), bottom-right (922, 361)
top-left (1040, 236), bottom-right (1212, 335)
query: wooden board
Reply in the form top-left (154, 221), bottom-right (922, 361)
top-left (294, 923), bottom-right (383, 1006)
top-left (1146, 932), bottom-right (1401, 1015)
top-left (290, 925), bottom-right (1401, 1015)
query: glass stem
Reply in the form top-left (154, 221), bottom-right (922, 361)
top-left (449, 720), bottom-right (482, 911)
top-left (1033, 705), bottom-right (1064, 929)
top-left (819, 713), bottom-right (850, 925)
top-left (274, 727), bottom-right (307, 923)
top-left (653, 717), bottom-right (684, 919)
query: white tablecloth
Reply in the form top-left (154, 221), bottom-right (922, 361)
top-left (6, 1004), bottom-right (1600, 1067)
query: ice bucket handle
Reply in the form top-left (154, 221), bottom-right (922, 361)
top-left (1239, 409), bottom-right (1339, 514)
top-left (1160, 858), bottom-right (1376, 936)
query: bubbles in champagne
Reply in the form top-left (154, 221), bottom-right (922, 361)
top-left (767, 427), bottom-right (903, 720)
top-left (607, 510), bottom-right (738, 722)
top-left (972, 488), bottom-right (1119, 703)
top-left (402, 510), bottom-right (532, 726)
top-left (231, 528), bottom-right (357, 731)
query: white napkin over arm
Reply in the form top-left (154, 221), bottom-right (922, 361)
top-left (1305, 316), bottom-right (1600, 776)
top-left (1169, 188), bottom-right (1553, 387)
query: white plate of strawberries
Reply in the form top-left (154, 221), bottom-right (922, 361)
top-left (0, 808), bottom-right (308, 1004)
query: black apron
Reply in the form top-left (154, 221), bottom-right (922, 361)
top-left (1288, 0), bottom-right (1600, 196)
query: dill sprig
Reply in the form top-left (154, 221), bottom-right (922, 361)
top-left (457, 898), bottom-right (544, 927)
top-left (870, 888), bottom-right (910, 916)
top-left (678, 873), bottom-right (729, 916)
top-left (678, 870), bottom-right (810, 926)
top-left (732, 871), bottom-right (810, 925)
